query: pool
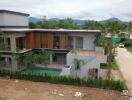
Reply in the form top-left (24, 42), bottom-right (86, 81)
top-left (22, 67), bottom-right (61, 76)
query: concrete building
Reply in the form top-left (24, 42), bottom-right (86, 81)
top-left (0, 10), bottom-right (107, 78)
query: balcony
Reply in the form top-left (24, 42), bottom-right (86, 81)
top-left (0, 43), bottom-right (11, 52)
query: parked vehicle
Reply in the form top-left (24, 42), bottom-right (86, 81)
top-left (119, 43), bottom-right (124, 48)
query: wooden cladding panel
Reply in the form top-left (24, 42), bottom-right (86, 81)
top-left (41, 33), bottom-right (47, 48)
top-left (60, 33), bottom-right (68, 49)
top-left (26, 32), bottom-right (35, 49)
top-left (34, 33), bottom-right (41, 48)
top-left (47, 33), bottom-right (53, 48)
top-left (41, 33), bottom-right (53, 48)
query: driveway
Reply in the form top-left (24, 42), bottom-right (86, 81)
top-left (116, 48), bottom-right (132, 94)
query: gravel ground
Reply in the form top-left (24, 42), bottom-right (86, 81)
top-left (0, 77), bottom-right (128, 100)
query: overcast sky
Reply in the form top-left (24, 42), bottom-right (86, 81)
top-left (0, 0), bottom-right (132, 21)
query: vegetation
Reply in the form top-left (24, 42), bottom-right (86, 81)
top-left (29, 18), bottom-right (81, 29)
top-left (73, 59), bottom-right (84, 77)
top-left (13, 50), bottom-right (53, 70)
top-left (124, 39), bottom-right (132, 53)
top-left (100, 60), bottom-right (118, 70)
top-left (82, 20), bottom-right (103, 30)
top-left (0, 69), bottom-right (127, 91)
top-left (128, 21), bottom-right (132, 33)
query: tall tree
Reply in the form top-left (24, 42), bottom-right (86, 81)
top-left (128, 21), bottom-right (132, 34)
top-left (104, 21), bottom-right (124, 80)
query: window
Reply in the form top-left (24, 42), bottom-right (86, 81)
top-left (76, 36), bottom-right (83, 49)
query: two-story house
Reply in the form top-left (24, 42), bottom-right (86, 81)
top-left (0, 10), bottom-right (107, 78)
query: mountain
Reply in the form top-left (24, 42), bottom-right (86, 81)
top-left (29, 17), bottom-right (128, 25)
top-left (29, 17), bottom-right (44, 23)
top-left (99, 17), bottom-right (128, 24)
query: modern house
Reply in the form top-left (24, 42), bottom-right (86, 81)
top-left (0, 10), bottom-right (107, 78)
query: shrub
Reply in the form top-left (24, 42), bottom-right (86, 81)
top-left (0, 69), bottom-right (127, 91)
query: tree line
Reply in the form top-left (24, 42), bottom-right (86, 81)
top-left (29, 18), bottom-right (132, 32)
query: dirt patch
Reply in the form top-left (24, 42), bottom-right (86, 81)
top-left (0, 77), bottom-right (127, 100)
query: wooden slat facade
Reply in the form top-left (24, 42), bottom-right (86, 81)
top-left (60, 33), bottom-right (68, 49)
top-left (26, 32), bottom-right (54, 49)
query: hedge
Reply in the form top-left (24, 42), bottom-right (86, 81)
top-left (0, 70), bottom-right (127, 91)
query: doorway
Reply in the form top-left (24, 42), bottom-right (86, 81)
top-left (88, 68), bottom-right (98, 79)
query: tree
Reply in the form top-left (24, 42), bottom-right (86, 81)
top-left (104, 21), bottom-right (124, 80)
top-left (73, 59), bottom-right (84, 77)
top-left (128, 21), bottom-right (132, 34)
top-left (14, 50), bottom-right (53, 70)
top-left (34, 50), bottom-right (53, 66)
top-left (29, 22), bottom-right (36, 29)
top-left (83, 20), bottom-right (103, 30)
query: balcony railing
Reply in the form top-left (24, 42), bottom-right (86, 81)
top-left (0, 44), bottom-right (10, 51)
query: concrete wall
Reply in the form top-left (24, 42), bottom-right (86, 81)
top-left (0, 13), bottom-right (28, 27)
top-left (4, 32), bottom-right (26, 52)
top-left (66, 51), bottom-right (107, 78)
top-left (69, 33), bottom-right (96, 50)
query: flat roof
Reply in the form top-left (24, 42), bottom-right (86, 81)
top-left (0, 29), bottom-right (101, 33)
top-left (0, 10), bottom-right (29, 16)
top-left (71, 49), bottom-right (104, 58)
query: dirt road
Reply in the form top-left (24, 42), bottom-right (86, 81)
top-left (116, 48), bottom-right (132, 95)
top-left (0, 77), bottom-right (126, 100)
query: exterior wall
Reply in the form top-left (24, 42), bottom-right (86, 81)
top-left (3, 32), bottom-right (26, 52)
top-left (69, 33), bottom-right (96, 50)
top-left (66, 51), bottom-right (107, 78)
top-left (0, 13), bottom-right (28, 28)
top-left (1, 54), bottom-right (17, 71)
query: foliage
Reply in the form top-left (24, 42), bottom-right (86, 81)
top-left (73, 58), bottom-right (84, 77)
top-left (29, 18), bottom-right (81, 29)
top-left (100, 59), bottom-right (118, 70)
top-left (33, 50), bottom-right (53, 66)
top-left (104, 21), bottom-right (125, 34)
top-left (73, 59), bottom-right (84, 70)
top-left (128, 21), bottom-right (132, 33)
top-left (13, 50), bottom-right (53, 69)
top-left (0, 69), bottom-right (127, 91)
top-left (82, 20), bottom-right (103, 30)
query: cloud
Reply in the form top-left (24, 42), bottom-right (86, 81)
top-left (0, 0), bottom-right (131, 21)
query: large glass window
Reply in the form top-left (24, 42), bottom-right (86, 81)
top-left (76, 36), bottom-right (83, 49)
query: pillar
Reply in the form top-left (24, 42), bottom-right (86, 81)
top-left (10, 36), bottom-right (16, 52)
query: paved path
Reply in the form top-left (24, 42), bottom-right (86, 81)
top-left (116, 48), bottom-right (132, 96)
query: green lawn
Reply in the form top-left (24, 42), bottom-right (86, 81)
top-left (126, 46), bottom-right (132, 53)
top-left (100, 60), bottom-right (118, 70)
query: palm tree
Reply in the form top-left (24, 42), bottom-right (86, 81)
top-left (73, 59), bottom-right (84, 77)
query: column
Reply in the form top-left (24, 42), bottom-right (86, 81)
top-left (11, 56), bottom-right (17, 71)
top-left (10, 35), bottom-right (16, 52)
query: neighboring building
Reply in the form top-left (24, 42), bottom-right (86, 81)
top-left (0, 10), bottom-right (107, 78)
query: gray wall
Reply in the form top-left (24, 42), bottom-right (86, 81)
top-left (0, 13), bottom-right (28, 27)
top-left (69, 33), bottom-right (96, 50)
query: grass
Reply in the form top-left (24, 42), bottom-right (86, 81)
top-left (100, 60), bottom-right (118, 70)
top-left (126, 46), bottom-right (132, 53)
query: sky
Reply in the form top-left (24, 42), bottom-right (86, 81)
top-left (0, 0), bottom-right (132, 21)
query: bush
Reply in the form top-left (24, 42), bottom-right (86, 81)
top-left (124, 40), bottom-right (132, 47)
top-left (0, 69), bottom-right (127, 91)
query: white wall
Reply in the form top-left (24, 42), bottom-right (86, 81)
top-left (66, 51), bottom-right (107, 78)
top-left (0, 13), bottom-right (28, 27)
top-left (69, 33), bottom-right (96, 50)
